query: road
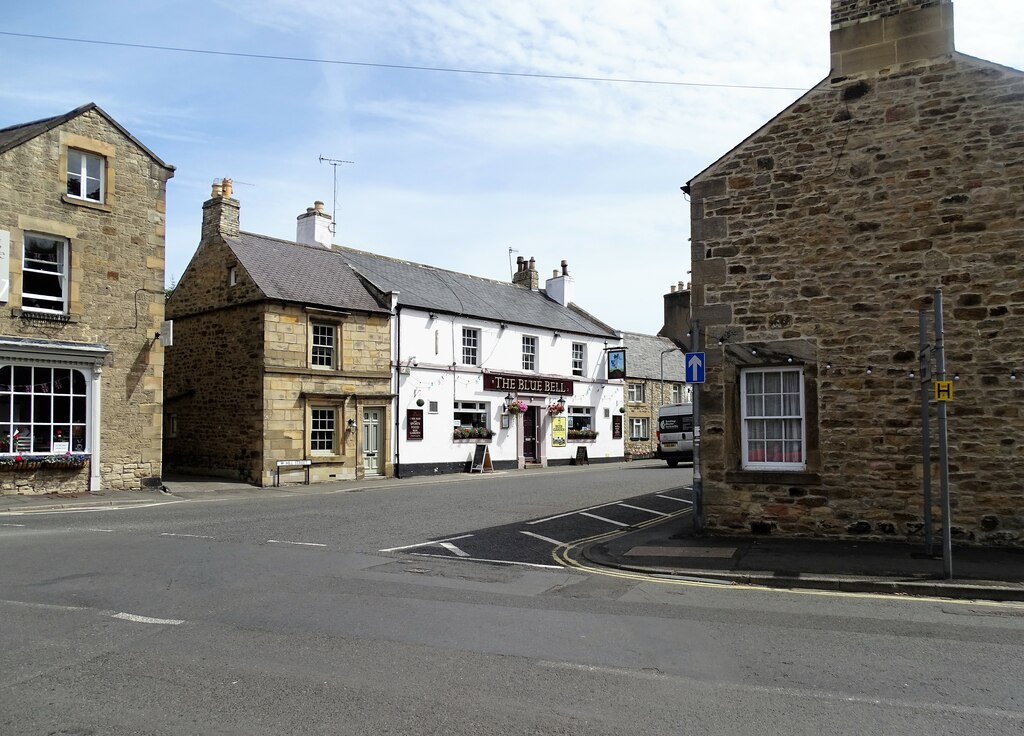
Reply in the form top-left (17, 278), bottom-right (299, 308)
top-left (1, 461), bottom-right (1022, 735)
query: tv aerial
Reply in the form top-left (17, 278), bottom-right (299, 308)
top-left (318, 156), bottom-right (354, 234)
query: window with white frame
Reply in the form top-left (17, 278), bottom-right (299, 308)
top-left (671, 383), bottom-right (684, 404)
top-left (522, 336), bottom-right (537, 371)
top-left (741, 367), bottom-right (805, 468)
top-left (310, 407), bottom-right (336, 454)
top-left (66, 149), bottom-right (105, 203)
top-left (453, 401), bottom-right (490, 429)
top-left (228, 266), bottom-right (238, 286)
top-left (627, 382), bottom-right (645, 403)
top-left (630, 417), bottom-right (650, 440)
top-left (0, 365), bottom-right (88, 454)
top-left (428, 401), bottom-right (439, 414)
top-left (22, 233), bottom-right (69, 314)
top-left (310, 321), bottom-right (336, 369)
top-left (462, 327), bottom-right (479, 365)
top-left (572, 342), bottom-right (585, 376)
top-left (568, 406), bottom-right (593, 431)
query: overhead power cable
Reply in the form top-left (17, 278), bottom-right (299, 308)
top-left (0, 30), bottom-right (807, 92)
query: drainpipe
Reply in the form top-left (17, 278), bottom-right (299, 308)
top-left (393, 304), bottom-right (402, 478)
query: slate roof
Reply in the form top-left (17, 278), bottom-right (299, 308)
top-left (337, 246), bottom-right (618, 339)
top-left (622, 332), bottom-right (686, 381)
top-left (0, 102), bottom-right (174, 170)
top-left (227, 233), bottom-right (389, 314)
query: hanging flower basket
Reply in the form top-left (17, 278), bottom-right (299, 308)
top-left (506, 400), bottom-right (528, 415)
top-left (546, 403), bottom-right (565, 416)
top-left (0, 453), bottom-right (89, 472)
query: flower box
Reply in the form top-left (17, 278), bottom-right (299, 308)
top-left (0, 454), bottom-right (89, 472)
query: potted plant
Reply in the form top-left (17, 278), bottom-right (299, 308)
top-left (547, 402), bottom-right (565, 416)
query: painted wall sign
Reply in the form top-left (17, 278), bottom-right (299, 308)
top-left (483, 372), bottom-right (573, 396)
top-left (551, 416), bottom-right (567, 447)
top-left (607, 349), bottom-right (626, 380)
top-left (407, 409), bottom-right (424, 440)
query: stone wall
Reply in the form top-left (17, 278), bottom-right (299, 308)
top-left (0, 107), bottom-right (172, 492)
top-left (689, 53), bottom-right (1024, 545)
top-left (260, 304), bottom-right (392, 486)
top-left (625, 377), bottom-right (686, 457)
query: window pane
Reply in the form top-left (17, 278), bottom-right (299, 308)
top-left (746, 394), bottom-right (763, 417)
top-left (746, 372), bottom-right (763, 395)
top-left (86, 154), bottom-right (102, 180)
top-left (764, 393), bottom-right (782, 416)
top-left (764, 372), bottom-right (781, 393)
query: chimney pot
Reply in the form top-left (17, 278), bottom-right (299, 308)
top-left (314, 200), bottom-right (325, 212)
top-left (222, 178), bottom-right (233, 198)
top-left (211, 182), bottom-right (223, 198)
top-left (670, 285), bottom-right (677, 293)
top-left (561, 260), bottom-right (568, 276)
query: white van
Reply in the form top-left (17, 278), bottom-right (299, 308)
top-left (656, 403), bottom-right (694, 467)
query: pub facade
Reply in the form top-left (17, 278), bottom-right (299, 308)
top-left (335, 248), bottom-right (626, 476)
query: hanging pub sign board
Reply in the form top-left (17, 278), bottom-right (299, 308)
top-left (551, 416), bottom-right (567, 447)
top-left (606, 349), bottom-right (626, 380)
top-left (470, 443), bottom-right (493, 473)
top-left (407, 409), bottom-right (424, 440)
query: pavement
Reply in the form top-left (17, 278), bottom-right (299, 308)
top-left (582, 511), bottom-right (1024, 602)
top-left (3, 472), bottom-right (1023, 602)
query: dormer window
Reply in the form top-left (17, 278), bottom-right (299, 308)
top-left (66, 149), bottom-right (105, 203)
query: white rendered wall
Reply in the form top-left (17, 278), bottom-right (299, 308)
top-left (392, 308), bottom-right (624, 469)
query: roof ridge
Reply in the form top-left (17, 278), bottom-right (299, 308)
top-left (335, 245), bottom-right (526, 291)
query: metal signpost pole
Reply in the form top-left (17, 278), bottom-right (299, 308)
top-left (691, 321), bottom-right (704, 534)
top-left (919, 310), bottom-right (934, 557)
top-left (934, 289), bottom-right (953, 579)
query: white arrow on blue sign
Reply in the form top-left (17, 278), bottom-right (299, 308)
top-left (685, 352), bottom-right (705, 383)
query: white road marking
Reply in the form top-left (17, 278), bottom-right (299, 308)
top-left (527, 501), bottom-right (620, 525)
top-left (1, 501), bottom-right (181, 516)
top-left (112, 612), bottom-right (184, 626)
top-left (580, 512), bottom-right (629, 527)
top-left (266, 539), bottom-right (326, 547)
top-left (617, 503), bottom-right (669, 516)
top-left (161, 532), bottom-right (216, 539)
top-left (88, 529), bottom-right (115, 533)
top-left (656, 494), bottom-right (693, 504)
top-left (410, 552), bottom-right (562, 570)
top-left (520, 530), bottom-right (565, 545)
top-left (438, 542), bottom-right (470, 557)
top-left (1, 523), bottom-right (26, 527)
top-left (0, 598), bottom-right (92, 613)
top-left (379, 533), bottom-right (474, 552)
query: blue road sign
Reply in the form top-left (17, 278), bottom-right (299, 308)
top-left (685, 352), bottom-right (705, 384)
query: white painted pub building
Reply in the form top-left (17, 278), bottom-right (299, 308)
top-left (337, 250), bottom-right (625, 475)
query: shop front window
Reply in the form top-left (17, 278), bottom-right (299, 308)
top-left (0, 365), bottom-right (88, 454)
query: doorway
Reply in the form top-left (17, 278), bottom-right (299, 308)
top-left (522, 406), bottom-right (538, 462)
top-left (362, 408), bottom-right (383, 475)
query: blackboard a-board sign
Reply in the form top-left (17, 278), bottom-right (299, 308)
top-left (470, 444), bottom-right (493, 473)
top-left (407, 409), bottom-right (424, 441)
top-left (572, 446), bottom-right (589, 465)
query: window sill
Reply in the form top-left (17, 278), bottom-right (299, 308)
top-left (62, 194), bottom-right (112, 213)
top-left (725, 470), bottom-right (820, 485)
top-left (12, 308), bottom-right (77, 324)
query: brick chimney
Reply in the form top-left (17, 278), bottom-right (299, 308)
top-left (296, 200), bottom-right (333, 248)
top-left (201, 178), bottom-right (239, 240)
top-left (512, 255), bottom-right (538, 290)
top-left (831, 0), bottom-right (954, 76)
top-left (544, 260), bottom-right (574, 306)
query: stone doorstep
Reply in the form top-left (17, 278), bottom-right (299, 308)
top-left (626, 545), bottom-right (739, 558)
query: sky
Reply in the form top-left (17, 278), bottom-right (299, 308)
top-left (1, 1), bottom-right (1021, 335)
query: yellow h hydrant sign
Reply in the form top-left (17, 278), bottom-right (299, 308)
top-left (934, 380), bottom-right (953, 401)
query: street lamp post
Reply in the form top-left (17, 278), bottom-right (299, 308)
top-left (660, 347), bottom-right (682, 408)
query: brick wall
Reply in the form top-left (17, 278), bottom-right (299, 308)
top-left (0, 108), bottom-right (172, 492)
top-left (689, 53), bottom-right (1024, 545)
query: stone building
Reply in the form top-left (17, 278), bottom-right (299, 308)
top-left (686, 0), bottom-right (1023, 545)
top-left (0, 103), bottom-right (174, 494)
top-left (164, 190), bottom-right (394, 486)
top-left (622, 332), bottom-right (688, 458)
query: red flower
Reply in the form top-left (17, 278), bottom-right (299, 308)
top-left (14, 455), bottom-right (23, 462)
